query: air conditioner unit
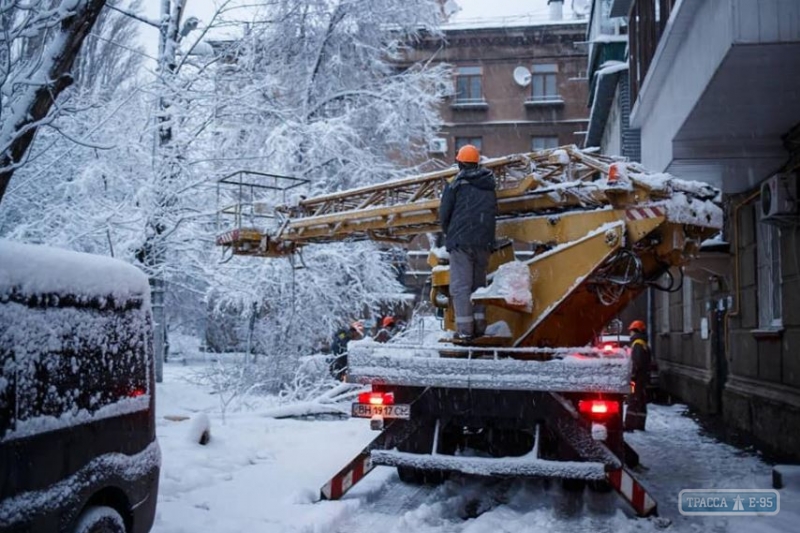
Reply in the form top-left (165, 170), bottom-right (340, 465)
top-left (760, 172), bottom-right (798, 223)
top-left (428, 137), bottom-right (448, 154)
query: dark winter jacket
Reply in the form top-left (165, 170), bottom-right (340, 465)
top-left (331, 328), bottom-right (351, 355)
top-left (630, 331), bottom-right (651, 386)
top-left (439, 166), bottom-right (497, 251)
top-left (375, 327), bottom-right (393, 343)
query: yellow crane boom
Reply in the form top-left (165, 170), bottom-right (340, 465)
top-left (216, 146), bottom-right (722, 355)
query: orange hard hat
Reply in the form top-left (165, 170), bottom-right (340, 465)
top-left (628, 320), bottom-right (646, 332)
top-left (456, 144), bottom-right (480, 164)
top-left (382, 316), bottom-right (395, 328)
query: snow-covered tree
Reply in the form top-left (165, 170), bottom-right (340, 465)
top-left (0, 0), bottom-right (109, 202)
top-left (0, 0), bottom-right (148, 253)
top-left (1, 0), bottom-right (450, 389)
top-left (200, 0), bottom-right (448, 381)
top-left (210, 0), bottom-right (450, 193)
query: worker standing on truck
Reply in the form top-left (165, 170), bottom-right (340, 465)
top-left (439, 144), bottom-right (497, 340)
top-left (625, 320), bottom-right (651, 431)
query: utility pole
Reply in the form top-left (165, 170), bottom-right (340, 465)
top-left (150, 0), bottom-right (197, 382)
top-left (147, 0), bottom-right (184, 384)
top-left (108, 1), bottom-right (199, 382)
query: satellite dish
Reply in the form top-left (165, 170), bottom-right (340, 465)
top-left (572, 0), bottom-right (590, 17)
top-left (442, 0), bottom-right (460, 19)
top-left (513, 66), bottom-right (532, 87)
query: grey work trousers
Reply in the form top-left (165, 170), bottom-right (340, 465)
top-left (449, 247), bottom-right (490, 336)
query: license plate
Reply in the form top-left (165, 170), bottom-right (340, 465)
top-left (351, 403), bottom-right (410, 419)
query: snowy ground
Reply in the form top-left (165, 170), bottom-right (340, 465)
top-left (152, 363), bottom-right (798, 533)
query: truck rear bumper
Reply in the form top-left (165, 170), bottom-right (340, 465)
top-left (371, 449), bottom-right (607, 480)
top-left (348, 344), bottom-right (631, 394)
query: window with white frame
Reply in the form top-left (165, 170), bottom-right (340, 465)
top-left (455, 66), bottom-right (483, 103)
top-left (682, 278), bottom-right (693, 333)
top-left (531, 63), bottom-right (559, 102)
top-left (531, 136), bottom-right (559, 151)
top-left (756, 222), bottom-right (782, 328)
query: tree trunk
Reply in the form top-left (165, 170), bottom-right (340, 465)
top-left (148, 0), bottom-right (186, 383)
top-left (0, 0), bottom-right (109, 204)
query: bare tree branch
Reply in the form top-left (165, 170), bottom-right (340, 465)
top-left (0, 0), bottom-right (109, 204)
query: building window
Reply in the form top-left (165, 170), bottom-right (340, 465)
top-left (757, 222), bottom-right (782, 328)
top-left (531, 136), bottom-right (559, 151)
top-left (455, 137), bottom-right (482, 152)
top-left (455, 66), bottom-right (483, 103)
top-left (531, 63), bottom-right (559, 102)
top-left (682, 278), bottom-right (693, 333)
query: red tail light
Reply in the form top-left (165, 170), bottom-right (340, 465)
top-left (130, 388), bottom-right (147, 398)
top-left (603, 343), bottom-right (614, 353)
top-left (357, 392), bottom-right (394, 405)
top-left (578, 400), bottom-right (620, 417)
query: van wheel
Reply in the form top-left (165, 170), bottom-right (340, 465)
top-left (74, 506), bottom-right (126, 533)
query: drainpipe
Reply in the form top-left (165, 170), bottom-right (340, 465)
top-left (646, 287), bottom-right (653, 348)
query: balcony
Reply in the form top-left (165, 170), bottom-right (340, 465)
top-left (524, 96), bottom-right (565, 108)
top-left (629, 0), bottom-right (800, 193)
top-left (450, 99), bottom-right (489, 111)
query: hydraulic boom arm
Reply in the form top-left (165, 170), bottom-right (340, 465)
top-left (216, 146), bottom-right (722, 352)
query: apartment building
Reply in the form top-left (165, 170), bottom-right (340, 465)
top-left (601, 0), bottom-right (800, 459)
top-left (398, 8), bottom-right (591, 293)
top-left (402, 10), bottom-right (589, 165)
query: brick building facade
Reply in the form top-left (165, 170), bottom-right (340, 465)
top-left (403, 19), bottom-right (589, 165)
top-left (398, 18), bottom-right (590, 293)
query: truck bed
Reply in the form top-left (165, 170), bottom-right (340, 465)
top-left (347, 342), bottom-right (631, 394)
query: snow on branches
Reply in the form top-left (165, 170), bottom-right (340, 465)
top-left (0, 0), bottom-right (109, 202)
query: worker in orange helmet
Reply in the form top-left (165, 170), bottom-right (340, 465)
top-left (439, 144), bottom-right (497, 341)
top-left (625, 319), bottom-right (651, 431)
top-left (375, 316), bottom-right (396, 343)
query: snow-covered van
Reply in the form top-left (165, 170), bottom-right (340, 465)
top-left (0, 241), bottom-right (159, 533)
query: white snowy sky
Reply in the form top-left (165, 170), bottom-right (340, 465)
top-left (137, 0), bottom-right (580, 67)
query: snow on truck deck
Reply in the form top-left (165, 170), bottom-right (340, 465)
top-left (346, 313), bottom-right (631, 393)
top-left (348, 343), bottom-right (631, 393)
top-left (152, 363), bottom-right (799, 533)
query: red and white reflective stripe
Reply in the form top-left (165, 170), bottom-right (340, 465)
top-left (625, 206), bottom-right (665, 221)
top-left (320, 452), bottom-right (374, 500)
top-left (607, 468), bottom-right (657, 517)
top-left (216, 230), bottom-right (240, 245)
